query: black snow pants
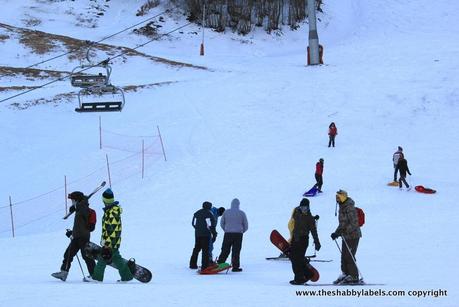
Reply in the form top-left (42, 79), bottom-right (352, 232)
top-left (61, 237), bottom-right (95, 275)
top-left (190, 236), bottom-right (210, 269)
top-left (217, 233), bottom-right (243, 269)
top-left (290, 237), bottom-right (313, 282)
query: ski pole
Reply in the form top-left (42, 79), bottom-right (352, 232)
top-left (75, 254), bottom-right (86, 279)
top-left (342, 236), bottom-right (364, 281)
top-left (334, 238), bottom-right (342, 254)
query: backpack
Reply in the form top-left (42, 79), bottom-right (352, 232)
top-left (88, 208), bottom-right (97, 232)
top-left (356, 207), bottom-right (365, 227)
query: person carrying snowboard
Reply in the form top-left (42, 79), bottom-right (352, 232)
top-left (288, 198), bottom-right (321, 285)
top-left (392, 146), bottom-right (404, 182)
top-left (190, 201), bottom-right (217, 270)
top-left (397, 157), bottom-right (412, 190)
top-left (314, 158), bottom-right (324, 193)
top-left (328, 122), bottom-right (337, 147)
top-left (92, 188), bottom-right (133, 282)
top-left (217, 198), bottom-right (249, 272)
top-left (331, 190), bottom-right (362, 284)
top-left (209, 206), bottom-right (225, 263)
top-left (52, 191), bottom-right (96, 281)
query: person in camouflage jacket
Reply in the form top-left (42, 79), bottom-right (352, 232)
top-left (92, 188), bottom-right (133, 282)
top-left (331, 190), bottom-right (362, 284)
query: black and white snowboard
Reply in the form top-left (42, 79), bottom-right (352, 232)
top-left (84, 242), bottom-right (152, 283)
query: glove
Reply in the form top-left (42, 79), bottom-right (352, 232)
top-left (331, 232), bottom-right (339, 240)
top-left (69, 205), bottom-right (76, 213)
top-left (314, 215), bottom-right (320, 221)
top-left (211, 233), bottom-right (217, 243)
top-left (101, 246), bottom-right (113, 264)
top-left (65, 230), bottom-right (73, 238)
top-left (315, 241), bottom-right (321, 251)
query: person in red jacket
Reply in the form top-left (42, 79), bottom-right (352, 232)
top-left (315, 158), bottom-right (324, 193)
top-left (328, 122), bottom-right (338, 147)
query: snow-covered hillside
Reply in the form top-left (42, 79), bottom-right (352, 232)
top-left (0, 0), bottom-right (458, 306)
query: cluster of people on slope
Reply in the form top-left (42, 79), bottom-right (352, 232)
top-left (52, 188), bottom-right (133, 282)
top-left (51, 122), bottom-right (410, 285)
top-left (189, 198), bottom-right (248, 272)
top-left (288, 190), bottom-right (362, 285)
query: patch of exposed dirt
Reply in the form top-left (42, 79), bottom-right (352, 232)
top-left (0, 34), bottom-right (10, 42)
top-left (0, 23), bottom-right (208, 70)
top-left (0, 66), bottom-right (69, 80)
top-left (0, 85), bottom-right (40, 92)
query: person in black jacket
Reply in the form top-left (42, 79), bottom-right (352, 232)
top-left (51, 191), bottom-right (96, 281)
top-left (397, 157), bottom-right (412, 189)
top-left (189, 201), bottom-right (217, 270)
top-left (289, 198), bottom-right (321, 285)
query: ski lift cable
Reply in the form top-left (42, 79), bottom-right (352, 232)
top-left (0, 22), bottom-right (192, 104)
top-left (19, 10), bottom-right (170, 71)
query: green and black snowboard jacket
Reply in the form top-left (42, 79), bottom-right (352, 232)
top-left (101, 202), bottom-right (122, 249)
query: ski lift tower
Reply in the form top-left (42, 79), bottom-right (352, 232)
top-left (307, 0), bottom-right (320, 65)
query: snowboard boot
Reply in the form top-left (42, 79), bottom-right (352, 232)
top-left (51, 270), bottom-right (68, 281)
top-left (127, 258), bottom-right (136, 273)
top-left (332, 273), bottom-right (347, 285)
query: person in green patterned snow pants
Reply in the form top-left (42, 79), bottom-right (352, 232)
top-left (92, 249), bottom-right (133, 281)
top-left (92, 188), bottom-right (133, 282)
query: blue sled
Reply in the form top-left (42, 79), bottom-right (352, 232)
top-left (303, 186), bottom-right (319, 197)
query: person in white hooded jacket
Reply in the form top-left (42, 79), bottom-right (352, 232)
top-left (217, 198), bottom-right (249, 272)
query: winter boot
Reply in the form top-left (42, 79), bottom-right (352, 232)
top-left (333, 273), bottom-right (347, 285)
top-left (51, 270), bottom-right (68, 281)
top-left (83, 275), bottom-right (99, 283)
top-left (289, 279), bottom-right (306, 285)
top-left (340, 275), bottom-right (360, 284)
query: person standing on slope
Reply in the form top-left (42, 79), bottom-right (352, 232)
top-left (328, 122), bottom-right (338, 147)
top-left (397, 157), bottom-right (412, 190)
top-left (288, 198), bottom-right (321, 285)
top-left (92, 188), bottom-right (133, 282)
top-left (217, 198), bottom-right (249, 272)
top-left (392, 146), bottom-right (404, 182)
top-left (314, 158), bottom-right (324, 193)
top-left (331, 190), bottom-right (362, 284)
top-left (189, 201), bottom-right (217, 270)
top-left (52, 191), bottom-right (96, 281)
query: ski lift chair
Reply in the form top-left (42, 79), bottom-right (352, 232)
top-left (75, 84), bottom-right (125, 113)
top-left (70, 64), bottom-right (112, 88)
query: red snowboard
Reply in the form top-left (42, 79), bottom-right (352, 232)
top-left (270, 230), bottom-right (319, 282)
top-left (415, 185), bottom-right (436, 194)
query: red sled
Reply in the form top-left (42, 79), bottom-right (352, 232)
top-left (415, 185), bottom-right (436, 194)
top-left (198, 263), bottom-right (232, 275)
top-left (269, 230), bottom-right (319, 282)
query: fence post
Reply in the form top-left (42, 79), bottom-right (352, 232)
top-left (9, 196), bottom-right (15, 238)
top-left (99, 116), bottom-right (102, 150)
top-left (142, 139), bottom-right (145, 179)
top-left (64, 175), bottom-right (68, 214)
top-left (106, 154), bottom-right (112, 188)
top-left (157, 125), bottom-right (167, 162)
